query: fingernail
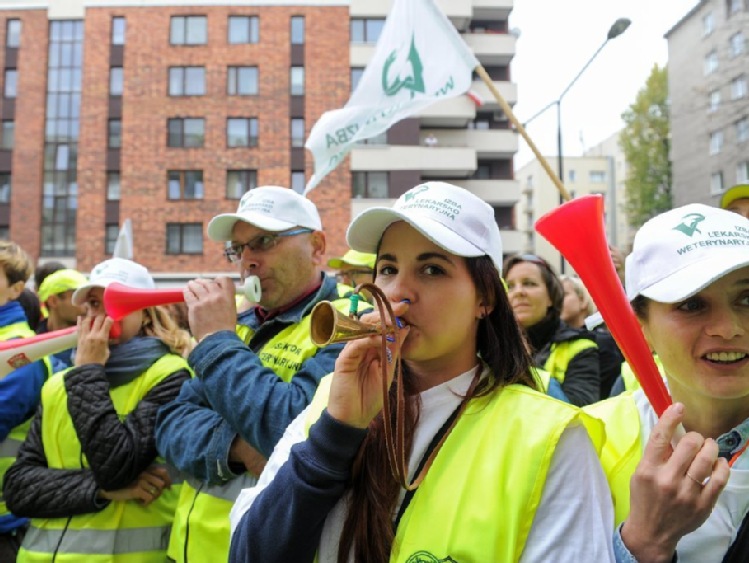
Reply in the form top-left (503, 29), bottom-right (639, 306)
top-left (395, 317), bottom-right (404, 328)
top-left (672, 403), bottom-right (684, 414)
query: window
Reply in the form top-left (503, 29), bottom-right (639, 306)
top-left (167, 118), bottom-right (205, 148)
top-left (710, 130), bottom-right (724, 154)
top-left (226, 169), bottom-right (257, 198)
top-left (167, 223), bottom-right (203, 254)
top-left (1, 121), bottom-right (13, 149)
top-left (107, 171), bottom-right (120, 200)
top-left (169, 66), bottom-right (205, 96)
top-left (703, 12), bottom-right (714, 36)
top-left (228, 15), bottom-right (259, 44)
top-left (737, 117), bottom-right (749, 142)
top-left (108, 119), bottom-right (121, 148)
top-left (168, 170), bottom-right (204, 200)
top-left (589, 171), bottom-right (606, 183)
top-left (709, 89), bottom-right (721, 112)
top-left (705, 51), bottom-right (719, 75)
top-left (6, 19), bottom-right (21, 48)
top-left (731, 32), bottom-right (746, 57)
top-left (350, 68), bottom-right (364, 93)
top-left (227, 66), bottom-right (258, 95)
top-left (170, 16), bottom-right (207, 45)
top-left (738, 161), bottom-right (749, 183)
top-left (227, 118), bottom-right (258, 147)
top-left (291, 16), bottom-right (305, 44)
top-left (350, 18), bottom-right (385, 44)
top-left (352, 171), bottom-right (388, 198)
top-left (4, 69), bottom-right (17, 98)
top-left (290, 67), bottom-right (305, 95)
top-left (568, 170), bottom-right (576, 183)
top-left (291, 171), bottom-right (305, 194)
top-left (711, 171), bottom-right (724, 194)
top-left (0, 173), bottom-right (10, 203)
top-left (110, 67), bottom-right (123, 95)
top-left (105, 223), bottom-right (119, 254)
top-left (111, 17), bottom-right (126, 45)
top-left (291, 118), bottom-right (305, 147)
top-left (728, 0), bottom-right (743, 15)
top-left (731, 75), bottom-right (748, 100)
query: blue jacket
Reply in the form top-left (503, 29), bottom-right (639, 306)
top-left (155, 274), bottom-right (349, 484)
top-left (0, 300), bottom-right (49, 533)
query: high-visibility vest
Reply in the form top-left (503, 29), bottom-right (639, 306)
top-left (619, 355), bottom-right (664, 393)
top-left (0, 321), bottom-right (52, 523)
top-left (18, 354), bottom-right (189, 563)
top-left (169, 296), bottom-right (360, 563)
top-left (543, 338), bottom-right (598, 384)
top-left (304, 375), bottom-right (605, 562)
top-left (584, 393), bottom-right (643, 526)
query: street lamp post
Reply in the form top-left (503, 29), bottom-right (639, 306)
top-left (523, 17), bottom-right (631, 272)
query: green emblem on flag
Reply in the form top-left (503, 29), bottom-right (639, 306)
top-left (382, 35), bottom-right (425, 98)
top-left (673, 213), bottom-right (705, 237)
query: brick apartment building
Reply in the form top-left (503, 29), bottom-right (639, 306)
top-left (0, 0), bottom-right (519, 282)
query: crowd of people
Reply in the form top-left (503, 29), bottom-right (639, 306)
top-left (0, 180), bottom-right (746, 562)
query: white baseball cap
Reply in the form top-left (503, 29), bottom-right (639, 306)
top-left (72, 258), bottom-right (155, 306)
top-left (625, 203), bottom-right (749, 303)
top-left (346, 182), bottom-right (504, 274)
top-left (207, 185), bottom-right (322, 241)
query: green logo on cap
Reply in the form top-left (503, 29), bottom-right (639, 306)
top-left (382, 35), bottom-right (425, 98)
top-left (673, 213), bottom-right (705, 237)
top-left (404, 185), bottom-right (429, 202)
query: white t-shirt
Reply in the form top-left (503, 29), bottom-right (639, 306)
top-left (632, 390), bottom-right (749, 562)
top-left (231, 368), bottom-right (615, 562)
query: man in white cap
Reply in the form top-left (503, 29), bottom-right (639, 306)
top-left (155, 186), bottom-right (362, 563)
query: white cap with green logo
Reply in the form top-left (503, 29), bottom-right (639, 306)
top-left (625, 203), bottom-right (749, 303)
top-left (346, 181), bottom-right (504, 274)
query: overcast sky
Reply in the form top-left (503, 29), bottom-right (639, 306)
top-left (510, 0), bottom-right (698, 168)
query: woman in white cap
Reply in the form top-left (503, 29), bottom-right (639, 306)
top-left (3, 258), bottom-right (192, 562)
top-left (228, 182), bottom-right (614, 562)
top-left (587, 204), bottom-right (749, 562)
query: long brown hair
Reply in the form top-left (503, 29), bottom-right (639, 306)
top-left (141, 305), bottom-right (192, 357)
top-left (337, 256), bottom-right (536, 562)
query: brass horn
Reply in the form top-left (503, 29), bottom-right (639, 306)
top-left (309, 300), bottom-right (384, 346)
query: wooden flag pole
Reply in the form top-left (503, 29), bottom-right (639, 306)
top-left (475, 65), bottom-right (572, 202)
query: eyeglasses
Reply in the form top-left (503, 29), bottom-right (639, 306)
top-left (224, 228), bottom-right (313, 263)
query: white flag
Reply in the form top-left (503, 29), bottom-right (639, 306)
top-left (112, 218), bottom-right (133, 260)
top-left (304, 0), bottom-right (479, 194)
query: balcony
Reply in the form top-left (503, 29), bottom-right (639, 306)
top-left (419, 128), bottom-right (517, 158)
top-left (450, 179), bottom-right (521, 205)
top-left (469, 79), bottom-right (517, 109)
top-left (500, 228), bottom-right (524, 255)
top-left (350, 145), bottom-right (476, 177)
top-left (418, 96), bottom-right (477, 127)
top-left (464, 32), bottom-right (516, 66)
top-left (472, 0), bottom-right (514, 20)
top-left (350, 0), bottom-right (473, 29)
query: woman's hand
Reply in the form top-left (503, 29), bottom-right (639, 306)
top-left (98, 465), bottom-right (172, 506)
top-left (621, 403), bottom-right (730, 562)
top-left (327, 302), bottom-right (410, 429)
top-left (74, 315), bottom-right (113, 367)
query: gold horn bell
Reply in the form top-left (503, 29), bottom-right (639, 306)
top-left (309, 301), bottom-right (382, 347)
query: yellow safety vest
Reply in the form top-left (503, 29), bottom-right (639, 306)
top-left (584, 393), bottom-right (643, 526)
top-left (18, 354), bottom-right (189, 563)
top-left (619, 355), bottom-right (663, 393)
top-left (0, 321), bottom-right (52, 522)
top-left (304, 374), bottom-right (605, 562)
top-left (169, 297), bottom-right (360, 563)
top-left (543, 338), bottom-right (597, 384)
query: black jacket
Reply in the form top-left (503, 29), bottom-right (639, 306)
top-left (533, 322), bottom-right (600, 407)
top-left (3, 363), bottom-right (189, 518)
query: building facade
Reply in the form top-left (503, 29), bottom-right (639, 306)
top-left (666, 0), bottom-right (749, 206)
top-left (515, 130), bottom-right (629, 271)
top-left (0, 0), bottom-right (520, 281)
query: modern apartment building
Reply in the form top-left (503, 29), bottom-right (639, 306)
top-left (0, 0), bottom-right (520, 280)
top-left (515, 130), bottom-right (629, 270)
top-left (666, 0), bottom-right (749, 206)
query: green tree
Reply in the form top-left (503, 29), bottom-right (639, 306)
top-left (619, 64), bottom-right (672, 229)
